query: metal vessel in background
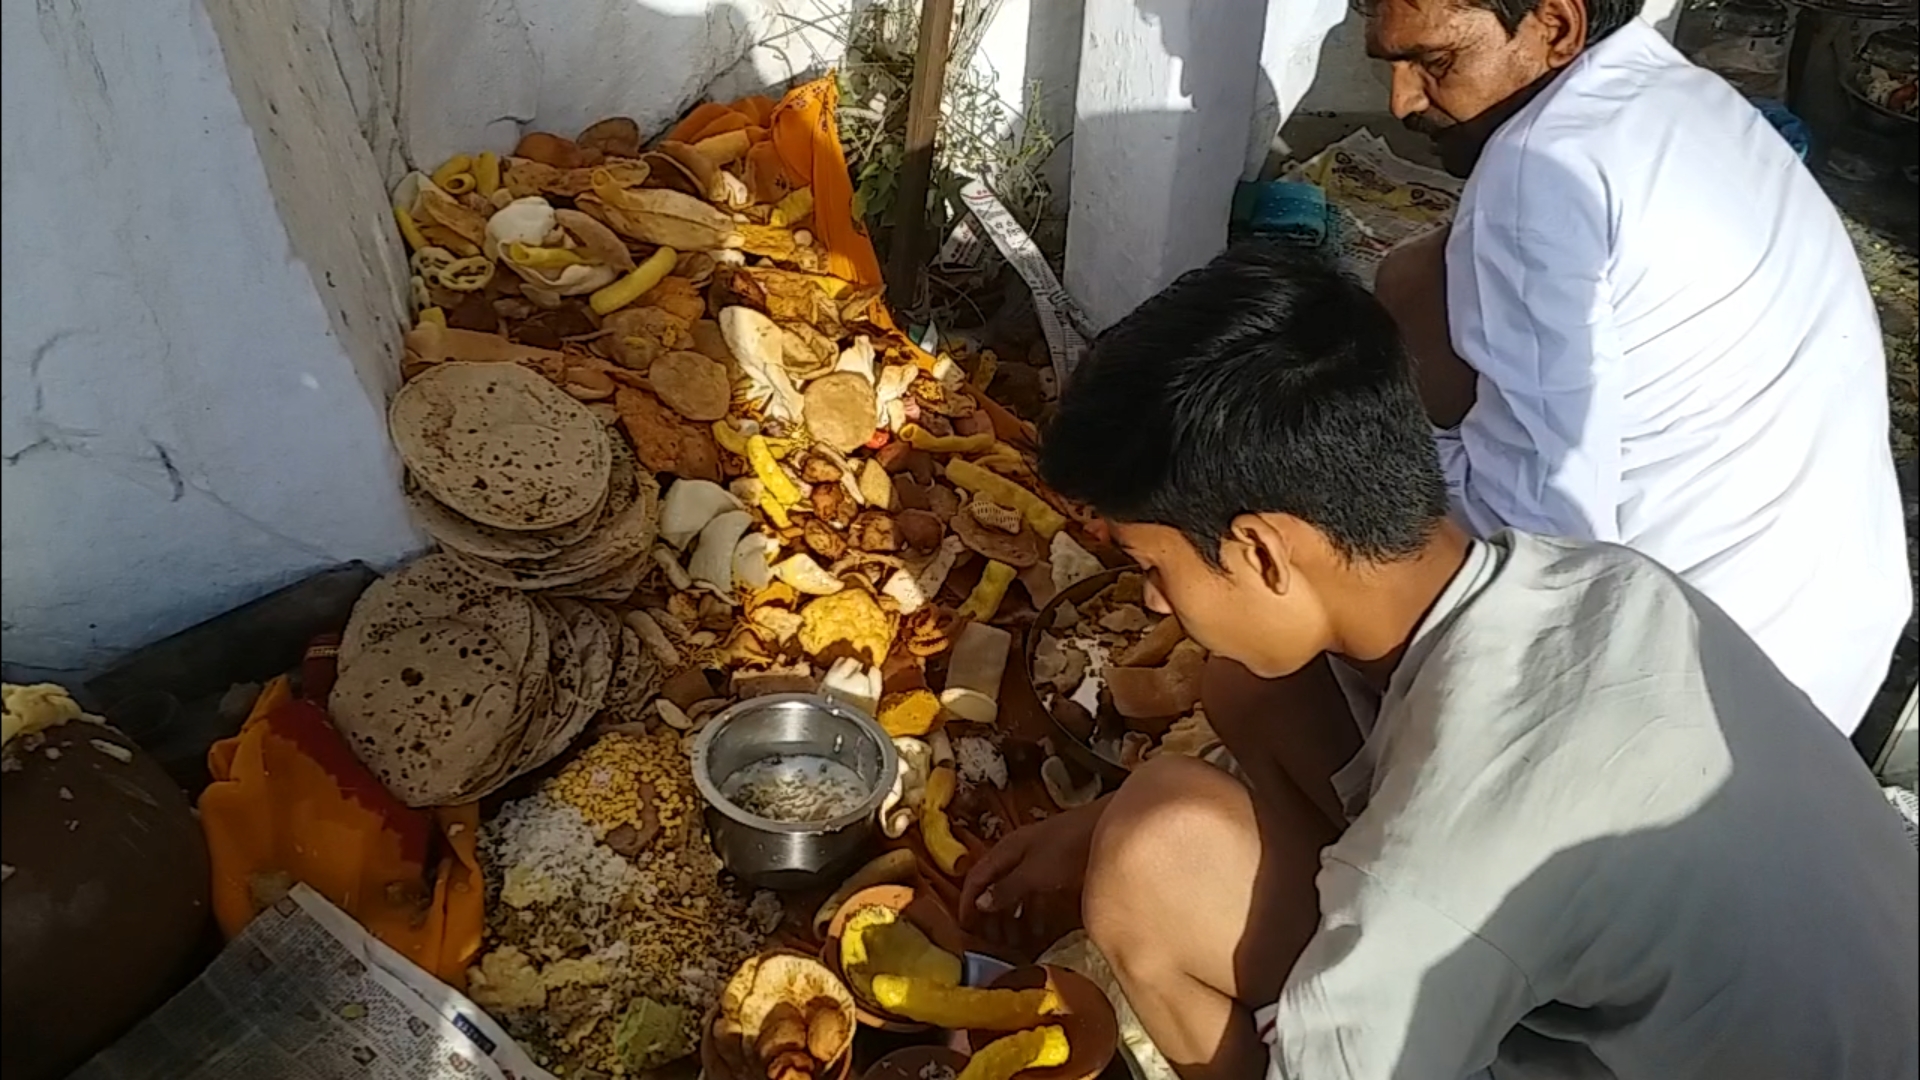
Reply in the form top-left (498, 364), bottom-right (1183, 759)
top-left (1847, 22), bottom-right (1920, 120)
top-left (1677, 0), bottom-right (1798, 98)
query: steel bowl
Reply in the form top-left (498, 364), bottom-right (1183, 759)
top-left (691, 693), bottom-right (898, 891)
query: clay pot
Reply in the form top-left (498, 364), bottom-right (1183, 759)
top-left (2, 721), bottom-right (211, 1079)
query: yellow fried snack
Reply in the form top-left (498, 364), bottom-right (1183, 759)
top-left (431, 154), bottom-right (473, 191)
top-left (920, 765), bottom-right (968, 875)
top-left (473, 151), bottom-right (502, 198)
top-left (798, 590), bottom-right (894, 666)
top-left (748, 434), bottom-right (803, 506)
top-left (877, 689), bottom-right (942, 738)
top-left (867, 976), bottom-right (1060, 1031)
top-left (945, 459), bottom-right (1066, 539)
top-left (900, 424), bottom-right (996, 455)
top-left (507, 242), bottom-right (587, 270)
top-left (590, 246), bottom-right (678, 316)
top-left (839, 905), bottom-right (962, 1002)
top-left (955, 560), bottom-right (1016, 623)
top-left (956, 1027), bottom-right (1070, 1080)
top-left (759, 491), bottom-right (793, 529)
top-left (394, 206), bottom-right (431, 252)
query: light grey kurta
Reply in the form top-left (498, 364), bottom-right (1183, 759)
top-left (1258, 532), bottom-right (1918, 1079)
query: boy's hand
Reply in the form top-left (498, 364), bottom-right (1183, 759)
top-left (959, 796), bottom-right (1110, 929)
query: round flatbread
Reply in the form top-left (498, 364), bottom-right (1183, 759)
top-left (532, 597), bottom-right (581, 744)
top-left (389, 361), bottom-right (612, 531)
top-left (445, 465), bottom-right (661, 591)
top-left (405, 483), bottom-right (600, 564)
top-left (549, 551), bottom-right (650, 602)
top-left (402, 434), bottom-right (630, 563)
top-left (600, 621), bottom-right (660, 724)
top-left (511, 600), bottom-right (610, 773)
top-left (338, 554), bottom-right (535, 675)
top-left (328, 619), bottom-right (521, 807)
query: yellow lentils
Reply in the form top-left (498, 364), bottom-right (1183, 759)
top-left (545, 730), bottom-right (691, 841)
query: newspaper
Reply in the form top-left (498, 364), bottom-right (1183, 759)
top-left (1285, 129), bottom-right (1463, 285)
top-left (955, 179), bottom-right (1093, 387)
top-left (73, 885), bottom-right (553, 1080)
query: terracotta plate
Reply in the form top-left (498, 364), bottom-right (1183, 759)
top-left (965, 965), bottom-right (1118, 1080)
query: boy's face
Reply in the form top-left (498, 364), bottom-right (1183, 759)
top-left (1111, 521), bottom-right (1333, 680)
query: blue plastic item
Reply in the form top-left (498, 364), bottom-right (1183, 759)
top-left (1751, 97), bottom-right (1811, 162)
top-left (1233, 180), bottom-right (1330, 246)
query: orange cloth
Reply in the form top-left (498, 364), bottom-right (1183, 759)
top-left (199, 677), bottom-right (484, 986)
top-left (671, 79), bottom-right (883, 288)
top-left (767, 79), bottom-right (884, 288)
top-left (666, 78), bottom-right (938, 372)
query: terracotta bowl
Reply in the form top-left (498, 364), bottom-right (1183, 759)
top-left (823, 884), bottom-right (970, 1032)
top-left (964, 965), bottom-right (1118, 1080)
top-left (860, 1045), bottom-right (971, 1080)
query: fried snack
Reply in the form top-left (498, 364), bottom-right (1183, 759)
top-left (920, 766), bottom-right (969, 876)
top-left (866, 977), bottom-right (1059, 1031)
top-left (956, 1027), bottom-right (1071, 1080)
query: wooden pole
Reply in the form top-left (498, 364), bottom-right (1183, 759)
top-left (887, 0), bottom-right (958, 311)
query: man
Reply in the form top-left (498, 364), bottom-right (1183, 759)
top-left (1363, 0), bottom-right (1909, 733)
top-left (963, 246), bottom-right (1917, 1080)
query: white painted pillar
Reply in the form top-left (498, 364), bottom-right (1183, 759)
top-left (1063, 0), bottom-right (1270, 331)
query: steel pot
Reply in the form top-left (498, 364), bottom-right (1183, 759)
top-left (691, 693), bottom-right (898, 891)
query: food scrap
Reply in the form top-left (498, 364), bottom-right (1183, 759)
top-left (1033, 570), bottom-right (1211, 771)
top-left (298, 75), bottom-right (1115, 1080)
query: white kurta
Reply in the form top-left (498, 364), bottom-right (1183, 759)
top-left (1435, 21), bottom-right (1910, 733)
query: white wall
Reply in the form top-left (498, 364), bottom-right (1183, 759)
top-left (0, 0), bottom-right (839, 677)
top-left (0, 0), bottom-right (421, 676)
top-left (392, 0), bottom-right (844, 174)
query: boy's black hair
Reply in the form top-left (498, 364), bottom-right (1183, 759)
top-left (1038, 243), bottom-right (1449, 566)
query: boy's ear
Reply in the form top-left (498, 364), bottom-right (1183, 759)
top-left (1228, 514), bottom-right (1293, 598)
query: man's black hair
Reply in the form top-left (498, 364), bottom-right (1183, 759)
top-left (1354, 0), bottom-right (1644, 42)
top-left (1039, 243), bottom-right (1449, 566)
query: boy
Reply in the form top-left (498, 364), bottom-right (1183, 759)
top-left (964, 246), bottom-right (1917, 1080)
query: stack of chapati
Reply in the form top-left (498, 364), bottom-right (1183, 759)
top-left (330, 555), bottom-right (659, 807)
top-left (391, 361), bottom-right (661, 602)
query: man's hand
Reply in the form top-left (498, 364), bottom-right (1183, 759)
top-left (959, 796), bottom-right (1110, 937)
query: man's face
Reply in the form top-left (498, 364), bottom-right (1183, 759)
top-left (1366, 0), bottom-right (1578, 175)
top-left (1111, 522), bottom-right (1331, 681)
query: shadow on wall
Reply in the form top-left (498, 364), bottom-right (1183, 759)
top-left (395, 0), bottom-right (845, 172)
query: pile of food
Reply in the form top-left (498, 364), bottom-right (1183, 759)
top-left (469, 729), bottom-right (785, 1075)
top-left (311, 79), bottom-right (1126, 1076)
top-left (1030, 571), bottom-right (1216, 783)
top-left (1849, 24), bottom-right (1918, 121)
top-left (331, 554), bottom-right (658, 806)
